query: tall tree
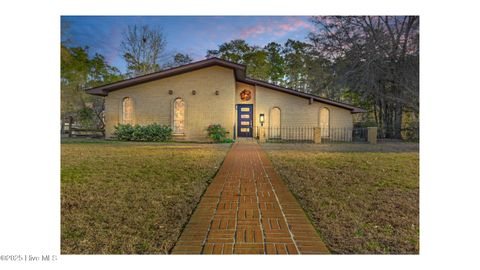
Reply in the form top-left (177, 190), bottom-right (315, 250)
top-left (163, 53), bottom-right (193, 68)
top-left (309, 16), bottom-right (419, 138)
top-left (121, 25), bottom-right (166, 77)
top-left (206, 39), bottom-right (251, 64)
top-left (305, 54), bottom-right (338, 99)
top-left (264, 42), bottom-right (285, 85)
top-left (61, 45), bottom-right (123, 128)
top-left (282, 39), bottom-right (312, 92)
top-left (244, 47), bottom-right (270, 81)
top-left (173, 53), bottom-right (193, 66)
top-left (207, 40), bottom-right (270, 81)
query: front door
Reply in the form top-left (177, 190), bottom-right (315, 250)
top-left (237, 104), bottom-right (253, 137)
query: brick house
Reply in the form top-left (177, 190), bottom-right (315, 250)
top-left (86, 58), bottom-right (365, 141)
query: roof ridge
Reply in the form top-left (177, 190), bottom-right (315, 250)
top-left (85, 57), bottom-right (365, 113)
top-left (245, 78), bottom-right (355, 108)
top-left (243, 78), bottom-right (365, 113)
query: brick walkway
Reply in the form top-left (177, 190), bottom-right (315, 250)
top-left (171, 142), bottom-right (329, 254)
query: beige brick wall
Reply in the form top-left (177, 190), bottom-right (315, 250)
top-left (105, 66), bottom-right (236, 141)
top-left (103, 65), bottom-right (354, 141)
top-left (255, 85), bottom-right (353, 140)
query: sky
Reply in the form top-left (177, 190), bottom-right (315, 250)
top-left (61, 16), bottom-right (315, 73)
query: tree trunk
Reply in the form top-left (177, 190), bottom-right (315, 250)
top-left (373, 100), bottom-right (379, 126)
top-left (383, 102), bottom-right (391, 138)
top-left (394, 103), bottom-right (403, 139)
top-left (377, 99), bottom-right (384, 138)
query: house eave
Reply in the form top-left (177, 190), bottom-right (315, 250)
top-left (85, 57), bottom-right (246, 96)
top-left (241, 78), bottom-right (367, 114)
top-left (85, 57), bottom-right (366, 113)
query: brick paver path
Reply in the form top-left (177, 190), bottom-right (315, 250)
top-left (171, 142), bottom-right (329, 254)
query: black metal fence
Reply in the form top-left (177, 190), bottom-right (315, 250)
top-left (376, 126), bottom-right (419, 142)
top-left (255, 126), bottom-right (368, 143)
top-left (322, 127), bottom-right (368, 143)
top-left (354, 121), bottom-right (419, 142)
top-left (262, 126), bottom-right (316, 142)
top-left (352, 127), bottom-right (369, 142)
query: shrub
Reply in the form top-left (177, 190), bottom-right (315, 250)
top-left (77, 107), bottom-right (95, 128)
top-left (114, 123), bottom-right (172, 142)
top-left (114, 124), bottom-right (135, 141)
top-left (131, 124), bottom-right (145, 141)
top-left (207, 124), bottom-right (227, 142)
top-left (403, 121), bottom-right (419, 142)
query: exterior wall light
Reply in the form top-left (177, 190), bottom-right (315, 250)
top-left (259, 114), bottom-right (265, 126)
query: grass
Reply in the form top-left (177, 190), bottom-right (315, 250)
top-left (262, 143), bottom-right (419, 254)
top-left (61, 140), bottom-right (230, 254)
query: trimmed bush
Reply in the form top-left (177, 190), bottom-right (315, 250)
top-left (207, 124), bottom-right (227, 143)
top-left (114, 123), bottom-right (172, 142)
top-left (114, 124), bottom-right (135, 141)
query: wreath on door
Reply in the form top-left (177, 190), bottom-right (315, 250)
top-left (240, 89), bottom-right (252, 101)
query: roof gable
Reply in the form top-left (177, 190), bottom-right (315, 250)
top-left (86, 58), bottom-right (245, 96)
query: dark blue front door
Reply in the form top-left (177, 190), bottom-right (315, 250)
top-left (237, 104), bottom-right (253, 137)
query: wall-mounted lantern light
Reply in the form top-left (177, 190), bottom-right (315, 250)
top-left (259, 113), bottom-right (265, 126)
top-left (168, 90), bottom-right (173, 95)
top-left (192, 90), bottom-right (196, 95)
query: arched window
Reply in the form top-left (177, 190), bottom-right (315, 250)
top-left (271, 107), bottom-right (281, 127)
top-left (122, 97), bottom-right (133, 124)
top-left (270, 107), bottom-right (281, 138)
top-left (319, 107), bottom-right (330, 137)
top-left (173, 98), bottom-right (185, 134)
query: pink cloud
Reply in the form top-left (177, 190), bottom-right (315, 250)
top-left (239, 24), bottom-right (270, 39)
top-left (239, 17), bottom-right (314, 39)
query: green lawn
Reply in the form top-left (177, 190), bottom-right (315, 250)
top-left (262, 143), bottom-right (419, 254)
top-left (61, 140), bottom-right (230, 254)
